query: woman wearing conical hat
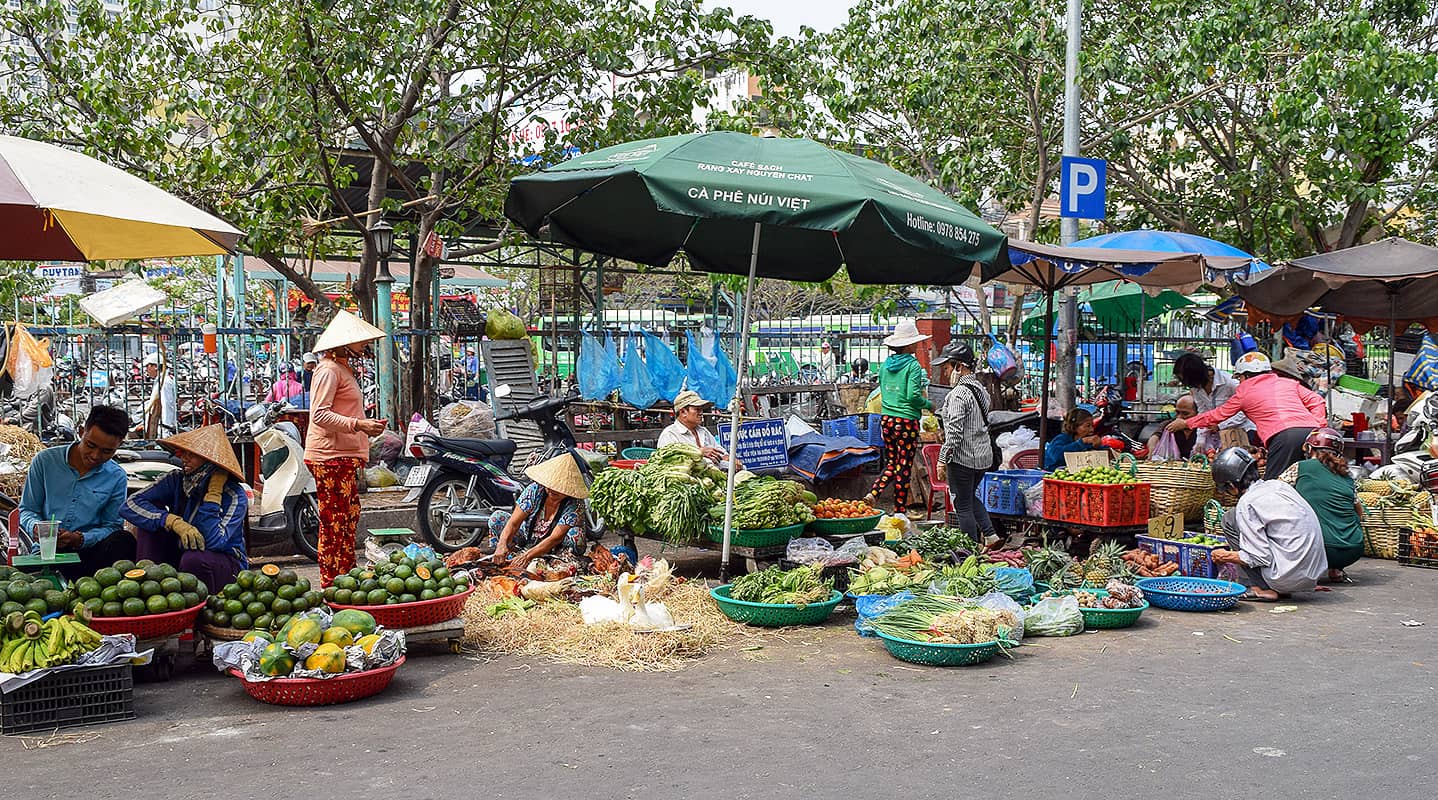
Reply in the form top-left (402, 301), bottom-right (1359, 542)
top-left (120, 424), bottom-right (249, 590)
top-left (488, 452), bottom-right (591, 572)
top-left (304, 310), bottom-right (389, 586)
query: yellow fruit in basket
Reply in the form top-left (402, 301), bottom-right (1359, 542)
top-left (356, 634), bottom-right (382, 655)
top-left (321, 627), bottom-right (354, 647)
top-left (285, 617), bottom-right (323, 648)
top-left (304, 642), bottom-right (346, 674)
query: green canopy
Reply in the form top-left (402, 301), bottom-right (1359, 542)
top-left (504, 132), bottom-right (1006, 284)
top-left (1077, 281), bottom-right (1194, 333)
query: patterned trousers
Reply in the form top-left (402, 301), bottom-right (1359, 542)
top-left (869, 415), bottom-right (920, 509)
top-left (306, 457), bottom-right (364, 586)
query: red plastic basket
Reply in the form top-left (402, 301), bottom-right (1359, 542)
top-left (327, 586), bottom-right (474, 628)
top-left (1042, 478), bottom-right (1151, 527)
top-left (87, 602), bottom-right (206, 640)
top-left (228, 657), bottom-right (405, 706)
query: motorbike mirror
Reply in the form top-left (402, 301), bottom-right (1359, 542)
top-left (494, 384), bottom-right (513, 399)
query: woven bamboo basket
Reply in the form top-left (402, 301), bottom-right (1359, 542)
top-left (1135, 455), bottom-right (1215, 521)
top-left (1202, 499), bottom-right (1227, 542)
top-left (1360, 505), bottom-right (1409, 560)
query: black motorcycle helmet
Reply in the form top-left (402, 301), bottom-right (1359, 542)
top-left (851, 357), bottom-right (869, 376)
top-left (1211, 446), bottom-right (1259, 492)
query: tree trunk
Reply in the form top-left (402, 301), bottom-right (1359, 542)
top-left (256, 252), bottom-right (337, 315)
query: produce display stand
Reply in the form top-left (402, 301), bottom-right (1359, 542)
top-left (88, 603), bottom-right (207, 682)
top-left (390, 618), bottom-right (466, 653)
top-left (623, 529), bottom-right (885, 574)
top-left (988, 511), bottom-right (1149, 552)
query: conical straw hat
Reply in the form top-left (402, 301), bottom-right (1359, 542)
top-left (313, 309), bottom-right (386, 353)
top-left (524, 452), bottom-right (590, 499)
top-left (160, 424), bottom-right (245, 480)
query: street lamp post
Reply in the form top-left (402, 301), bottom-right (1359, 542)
top-left (371, 217), bottom-right (397, 425)
top-left (1056, 0), bottom-right (1083, 417)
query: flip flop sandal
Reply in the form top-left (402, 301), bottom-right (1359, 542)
top-left (1240, 590), bottom-right (1279, 602)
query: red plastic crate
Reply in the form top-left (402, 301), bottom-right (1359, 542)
top-left (1041, 478), bottom-right (1151, 527)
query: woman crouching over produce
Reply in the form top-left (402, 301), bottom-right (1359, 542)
top-left (1210, 447), bottom-right (1327, 601)
top-left (489, 452), bottom-right (592, 572)
top-left (1278, 428), bottom-right (1364, 583)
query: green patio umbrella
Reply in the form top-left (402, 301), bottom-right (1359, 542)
top-left (506, 132), bottom-right (1006, 576)
top-left (1077, 281), bottom-right (1194, 334)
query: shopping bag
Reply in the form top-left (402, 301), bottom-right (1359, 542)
top-left (1150, 430), bottom-right (1183, 462)
top-left (619, 334), bottom-right (660, 409)
top-left (641, 331), bottom-right (684, 402)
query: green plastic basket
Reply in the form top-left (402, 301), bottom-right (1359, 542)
top-left (806, 513), bottom-right (884, 535)
top-left (1029, 588), bottom-right (1148, 629)
top-left (706, 522), bottom-right (807, 548)
top-left (874, 630), bottom-right (1003, 666)
top-left (709, 585), bottom-right (843, 627)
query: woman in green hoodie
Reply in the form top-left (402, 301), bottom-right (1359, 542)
top-left (865, 319), bottom-right (933, 511)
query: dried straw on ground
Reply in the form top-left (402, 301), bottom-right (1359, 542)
top-left (460, 581), bottom-right (746, 672)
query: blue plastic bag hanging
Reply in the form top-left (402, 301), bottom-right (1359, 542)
top-left (985, 333), bottom-right (1019, 381)
top-left (641, 331), bottom-right (684, 402)
top-left (712, 333), bottom-right (739, 410)
top-left (686, 330), bottom-right (725, 406)
top-left (1406, 333), bottom-right (1438, 393)
top-left (620, 333), bottom-right (660, 409)
top-left (577, 331), bottom-right (621, 400)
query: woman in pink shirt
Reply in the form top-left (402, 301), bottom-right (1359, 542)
top-left (1167, 351), bottom-right (1327, 479)
top-left (304, 310), bottom-right (388, 585)
top-left (265, 366), bottom-right (305, 403)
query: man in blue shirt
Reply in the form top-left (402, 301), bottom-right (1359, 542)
top-left (19, 406), bottom-right (132, 579)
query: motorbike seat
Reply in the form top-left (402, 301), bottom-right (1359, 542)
top-left (432, 436), bottom-right (517, 459)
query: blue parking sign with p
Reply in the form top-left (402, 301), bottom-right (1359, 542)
top-left (1060, 156), bottom-right (1106, 219)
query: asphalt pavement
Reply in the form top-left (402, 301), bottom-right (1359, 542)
top-left (4, 558), bottom-right (1436, 798)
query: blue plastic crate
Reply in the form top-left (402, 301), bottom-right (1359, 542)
top-left (865, 413), bottom-right (886, 448)
top-left (1134, 533), bottom-right (1229, 579)
top-left (823, 416), bottom-right (860, 439)
top-left (978, 469), bottom-right (1046, 515)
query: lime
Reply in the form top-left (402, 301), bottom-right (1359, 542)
top-left (115, 580), bottom-right (141, 600)
top-left (224, 599), bottom-right (244, 615)
top-left (101, 601), bottom-right (124, 617)
top-left (121, 597), bottom-right (147, 616)
top-left (290, 596), bottom-right (309, 613)
top-left (74, 577), bottom-right (102, 599)
top-left (294, 578), bottom-right (311, 594)
top-left (357, 579), bottom-right (377, 593)
top-left (245, 601), bottom-right (267, 618)
top-left (271, 598), bottom-right (292, 616)
top-left (95, 567), bottom-right (123, 587)
top-left (277, 584), bottom-right (298, 601)
top-left (159, 563), bottom-right (178, 580)
top-left (178, 573), bottom-right (199, 593)
top-left (436, 586), bottom-right (453, 598)
top-left (235, 570), bottom-right (255, 590)
top-left (384, 578), bottom-right (405, 595)
top-left (159, 577), bottom-right (182, 594)
top-left (399, 593), bottom-right (417, 604)
top-left (252, 574), bottom-right (274, 593)
top-left (223, 583), bottom-right (243, 599)
top-left (366, 588), bottom-right (388, 605)
top-left (230, 612), bottom-right (253, 629)
top-left (394, 564), bottom-right (413, 580)
top-left (211, 610), bottom-right (231, 627)
top-left (6, 581), bottom-right (31, 603)
top-left (276, 569), bottom-right (298, 586)
top-left (111, 559), bottom-right (136, 574)
top-left (333, 575), bottom-right (358, 591)
top-left (182, 591), bottom-right (200, 608)
top-left (82, 597), bottom-right (104, 615)
top-left (256, 591), bottom-right (276, 607)
top-left (333, 588), bottom-right (353, 604)
top-left (253, 613), bottom-right (274, 631)
top-left (239, 591), bottom-right (256, 606)
top-left (419, 589), bottom-right (437, 601)
top-left (404, 576), bottom-right (424, 594)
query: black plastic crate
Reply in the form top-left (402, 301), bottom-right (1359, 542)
top-left (439, 299), bottom-right (486, 337)
top-left (1, 663), bottom-right (135, 736)
top-left (1397, 527), bottom-right (1438, 570)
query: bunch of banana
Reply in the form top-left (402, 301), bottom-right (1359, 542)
top-left (0, 608), bottom-right (104, 674)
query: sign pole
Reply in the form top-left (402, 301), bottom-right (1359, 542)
top-left (1056, 0), bottom-right (1083, 422)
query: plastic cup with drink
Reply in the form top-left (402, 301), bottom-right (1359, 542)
top-left (34, 520), bottom-right (59, 560)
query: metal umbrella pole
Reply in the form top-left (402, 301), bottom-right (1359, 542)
top-left (1038, 274), bottom-right (1057, 446)
top-left (1387, 290), bottom-right (1397, 459)
top-left (719, 222), bottom-right (761, 581)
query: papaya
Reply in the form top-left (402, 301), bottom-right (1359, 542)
top-left (285, 617), bottom-right (324, 648)
top-left (257, 642), bottom-right (296, 677)
top-left (321, 627), bottom-right (353, 647)
top-left (330, 609), bottom-right (377, 638)
top-left (241, 629), bottom-right (272, 644)
top-left (355, 634), bottom-right (382, 655)
top-left (304, 642), bottom-right (346, 674)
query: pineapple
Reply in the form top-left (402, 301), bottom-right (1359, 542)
top-left (1082, 540), bottom-right (1125, 586)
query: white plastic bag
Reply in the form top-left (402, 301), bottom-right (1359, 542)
top-left (785, 537), bottom-right (834, 565)
top-left (997, 425), bottom-right (1040, 468)
top-left (438, 400), bottom-right (496, 440)
top-left (1024, 595), bottom-right (1085, 637)
top-left (972, 591), bottom-right (1026, 642)
top-left (404, 412), bottom-right (436, 454)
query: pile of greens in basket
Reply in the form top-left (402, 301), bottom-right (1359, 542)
top-left (589, 443), bottom-right (723, 544)
top-left (707, 475), bottom-right (817, 529)
top-left (728, 564), bottom-right (833, 605)
top-left (906, 526), bottom-right (980, 564)
top-left (870, 595), bottom-right (1020, 644)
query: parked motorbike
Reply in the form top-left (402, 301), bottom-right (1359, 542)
top-left (231, 400), bottom-right (320, 560)
top-left (408, 386), bottom-right (606, 553)
top-left (1085, 382), bottom-right (1150, 458)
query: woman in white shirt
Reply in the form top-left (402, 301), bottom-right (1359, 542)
top-left (656, 390), bottom-right (741, 468)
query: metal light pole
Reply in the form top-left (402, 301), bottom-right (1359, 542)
top-left (1056, 0), bottom-right (1083, 416)
top-left (371, 217), bottom-right (397, 425)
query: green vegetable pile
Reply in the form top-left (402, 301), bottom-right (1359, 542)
top-left (590, 443), bottom-right (726, 544)
top-left (708, 475), bottom-right (817, 529)
top-left (928, 556), bottom-right (996, 598)
top-left (907, 526), bottom-right (979, 563)
top-left (1049, 465), bottom-right (1138, 485)
top-left (728, 564), bottom-right (833, 606)
top-left (870, 594), bottom-right (1019, 644)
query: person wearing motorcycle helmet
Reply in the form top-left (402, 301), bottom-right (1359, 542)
top-left (121, 424), bottom-right (250, 590)
top-left (1275, 428), bottom-right (1364, 583)
top-left (1210, 446), bottom-right (1328, 601)
top-left (1168, 351), bottom-right (1327, 479)
top-left (841, 357), bottom-right (870, 384)
top-left (934, 342), bottom-right (997, 541)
